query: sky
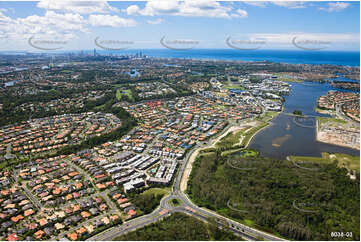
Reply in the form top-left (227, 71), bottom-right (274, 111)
top-left (0, 0), bottom-right (359, 51)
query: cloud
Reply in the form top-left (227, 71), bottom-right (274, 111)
top-left (126, 5), bottom-right (141, 15)
top-left (225, 32), bottom-right (359, 51)
top-left (271, 1), bottom-right (305, 9)
top-left (243, 33), bottom-right (359, 46)
top-left (0, 9), bottom-right (136, 42)
top-left (0, 10), bottom-right (87, 41)
top-left (230, 9), bottom-right (248, 18)
top-left (0, 11), bottom-right (12, 27)
top-left (244, 1), bottom-right (305, 9)
top-left (88, 14), bottom-right (136, 27)
top-left (147, 18), bottom-right (163, 24)
top-left (243, 1), bottom-right (268, 8)
top-left (319, 2), bottom-right (350, 12)
top-left (37, 0), bottom-right (118, 14)
top-left (125, 0), bottom-right (248, 19)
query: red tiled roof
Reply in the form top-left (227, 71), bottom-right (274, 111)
top-left (6, 233), bottom-right (18, 241)
top-left (128, 209), bottom-right (137, 217)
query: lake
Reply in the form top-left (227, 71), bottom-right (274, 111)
top-left (249, 81), bottom-right (360, 159)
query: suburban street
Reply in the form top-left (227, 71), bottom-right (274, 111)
top-left (335, 100), bottom-right (359, 125)
top-left (0, 8), bottom-right (359, 240)
top-left (87, 119), bottom-right (285, 241)
top-left (22, 185), bottom-right (42, 211)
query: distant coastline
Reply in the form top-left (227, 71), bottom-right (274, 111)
top-left (1, 49), bottom-right (360, 67)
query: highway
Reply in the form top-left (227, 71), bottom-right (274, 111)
top-left (88, 120), bottom-right (286, 241)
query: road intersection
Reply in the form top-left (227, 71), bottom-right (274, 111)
top-left (88, 120), bottom-right (286, 241)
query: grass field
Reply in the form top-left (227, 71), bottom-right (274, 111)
top-left (94, 103), bottom-right (106, 111)
top-left (314, 107), bottom-right (332, 114)
top-left (215, 112), bottom-right (278, 155)
top-left (141, 187), bottom-right (171, 197)
top-left (271, 73), bottom-right (304, 83)
top-left (216, 129), bottom-right (245, 149)
top-left (222, 147), bottom-right (259, 157)
top-left (168, 198), bottom-right (182, 207)
top-left (263, 111), bottom-right (280, 120)
top-left (255, 111), bottom-right (280, 123)
top-left (214, 121), bottom-right (269, 156)
top-left (278, 77), bottom-right (304, 83)
top-left (289, 152), bottom-right (360, 171)
top-left (221, 148), bottom-right (243, 156)
top-left (223, 84), bottom-right (245, 90)
top-left (116, 89), bottom-right (134, 101)
top-left (244, 219), bottom-right (254, 226)
top-left (317, 116), bottom-right (347, 126)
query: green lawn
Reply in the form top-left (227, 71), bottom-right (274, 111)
top-left (317, 117), bottom-right (347, 126)
top-left (216, 129), bottom-right (245, 149)
top-left (215, 115), bottom-right (276, 153)
top-left (271, 73), bottom-right (304, 83)
top-left (116, 89), bottom-right (134, 101)
top-left (265, 111), bottom-right (279, 118)
top-left (265, 112), bottom-right (278, 121)
top-left (289, 152), bottom-right (360, 172)
top-left (278, 77), bottom-right (303, 83)
top-left (244, 219), bottom-right (254, 226)
top-left (256, 111), bottom-right (280, 122)
top-left (142, 187), bottom-right (171, 197)
top-left (315, 107), bottom-right (331, 114)
top-left (222, 148), bottom-right (258, 157)
top-left (221, 148), bottom-right (243, 156)
top-left (223, 84), bottom-right (245, 90)
top-left (94, 103), bottom-right (106, 111)
top-left (168, 198), bottom-right (182, 207)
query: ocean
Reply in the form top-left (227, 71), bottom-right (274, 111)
top-left (96, 49), bottom-right (360, 67)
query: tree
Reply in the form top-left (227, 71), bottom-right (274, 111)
top-left (293, 110), bottom-right (303, 116)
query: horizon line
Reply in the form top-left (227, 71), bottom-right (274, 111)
top-left (1, 48), bottom-right (360, 53)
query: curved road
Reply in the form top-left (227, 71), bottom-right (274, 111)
top-left (88, 121), bottom-right (286, 241)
